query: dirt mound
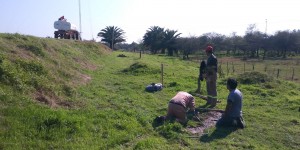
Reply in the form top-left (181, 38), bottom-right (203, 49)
top-left (187, 111), bottom-right (222, 135)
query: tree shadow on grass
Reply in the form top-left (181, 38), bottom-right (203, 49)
top-left (199, 127), bottom-right (237, 143)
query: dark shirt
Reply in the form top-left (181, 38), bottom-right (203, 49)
top-left (206, 54), bottom-right (218, 73)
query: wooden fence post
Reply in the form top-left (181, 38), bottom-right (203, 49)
top-left (264, 65), bottom-right (267, 72)
top-left (277, 69), bottom-right (280, 78)
top-left (292, 68), bottom-right (294, 80)
top-left (140, 50), bottom-right (142, 59)
top-left (161, 64), bottom-right (164, 86)
top-left (252, 63), bottom-right (255, 71)
top-left (232, 62), bottom-right (235, 73)
top-left (244, 63), bottom-right (245, 73)
top-left (227, 62), bottom-right (229, 75)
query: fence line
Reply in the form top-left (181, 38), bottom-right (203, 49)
top-left (219, 61), bottom-right (299, 82)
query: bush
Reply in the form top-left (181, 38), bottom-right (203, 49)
top-left (237, 71), bottom-right (273, 84)
top-left (122, 62), bottom-right (160, 75)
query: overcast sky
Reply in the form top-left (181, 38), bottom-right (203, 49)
top-left (0, 0), bottom-right (299, 43)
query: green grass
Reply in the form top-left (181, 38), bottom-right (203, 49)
top-left (0, 33), bottom-right (299, 149)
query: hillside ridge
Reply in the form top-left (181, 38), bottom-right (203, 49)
top-left (0, 33), bottom-right (111, 108)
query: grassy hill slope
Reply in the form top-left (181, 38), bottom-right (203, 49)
top-left (0, 33), bottom-right (299, 149)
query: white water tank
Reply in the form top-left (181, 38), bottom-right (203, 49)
top-left (54, 20), bottom-right (78, 31)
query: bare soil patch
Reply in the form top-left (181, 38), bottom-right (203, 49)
top-left (79, 73), bottom-right (92, 84)
top-left (34, 89), bottom-right (72, 109)
top-left (73, 57), bottom-right (97, 71)
top-left (187, 111), bottom-right (222, 135)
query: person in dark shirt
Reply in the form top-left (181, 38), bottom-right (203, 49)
top-left (216, 78), bottom-right (245, 128)
top-left (205, 45), bottom-right (218, 107)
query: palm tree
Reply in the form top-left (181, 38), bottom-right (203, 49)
top-left (97, 26), bottom-right (126, 50)
top-left (163, 29), bottom-right (181, 56)
top-left (142, 26), bottom-right (165, 54)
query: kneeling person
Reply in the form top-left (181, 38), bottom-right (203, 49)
top-left (166, 91), bottom-right (195, 124)
top-left (216, 78), bottom-right (245, 128)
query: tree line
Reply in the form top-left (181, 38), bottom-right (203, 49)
top-left (97, 24), bottom-right (300, 59)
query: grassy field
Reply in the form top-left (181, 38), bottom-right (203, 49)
top-left (0, 33), bottom-right (299, 149)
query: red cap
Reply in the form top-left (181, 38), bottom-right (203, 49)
top-left (205, 46), bottom-right (213, 53)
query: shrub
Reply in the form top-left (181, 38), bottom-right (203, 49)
top-left (122, 62), bottom-right (160, 75)
top-left (237, 71), bottom-right (273, 84)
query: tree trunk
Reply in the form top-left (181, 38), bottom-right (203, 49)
top-left (283, 49), bottom-right (287, 58)
top-left (263, 49), bottom-right (266, 60)
top-left (168, 49), bottom-right (174, 56)
top-left (233, 45), bottom-right (237, 55)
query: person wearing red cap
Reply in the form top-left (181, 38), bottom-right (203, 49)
top-left (204, 45), bottom-right (218, 107)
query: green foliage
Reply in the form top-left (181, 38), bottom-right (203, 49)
top-left (17, 43), bottom-right (45, 57)
top-left (97, 26), bottom-right (126, 49)
top-left (2, 33), bottom-right (29, 41)
top-left (122, 62), bottom-right (160, 75)
top-left (237, 71), bottom-right (273, 84)
top-left (15, 59), bottom-right (46, 75)
top-left (0, 33), bottom-right (299, 149)
top-left (156, 122), bottom-right (183, 139)
top-left (133, 138), bottom-right (165, 150)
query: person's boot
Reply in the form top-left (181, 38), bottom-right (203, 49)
top-left (209, 99), bottom-right (217, 108)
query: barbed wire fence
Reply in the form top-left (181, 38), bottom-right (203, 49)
top-left (218, 60), bottom-right (299, 82)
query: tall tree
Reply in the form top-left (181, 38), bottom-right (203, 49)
top-left (163, 29), bottom-right (181, 56)
top-left (244, 24), bottom-right (265, 57)
top-left (177, 36), bottom-right (199, 59)
top-left (142, 26), bottom-right (165, 54)
top-left (273, 30), bottom-right (295, 58)
top-left (203, 32), bottom-right (226, 51)
top-left (97, 26), bottom-right (126, 50)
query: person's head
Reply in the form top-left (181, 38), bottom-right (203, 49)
top-left (227, 78), bottom-right (238, 90)
top-left (205, 46), bottom-right (213, 55)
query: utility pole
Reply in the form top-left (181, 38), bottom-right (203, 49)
top-left (265, 19), bottom-right (268, 34)
top-left (79, 0), bottom-right (82, 40)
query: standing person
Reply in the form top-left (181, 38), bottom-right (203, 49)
top-left (216, 78), bottom-right (245, 128)
top-left (166, 91), bottom-right (196, 124)
top-left (205, 45), bottom-right (218, 107)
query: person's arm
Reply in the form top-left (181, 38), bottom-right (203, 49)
top-left (223, 99), bottom-right (233, 117)
top-left (188, 97), bottom-right (196, 114)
